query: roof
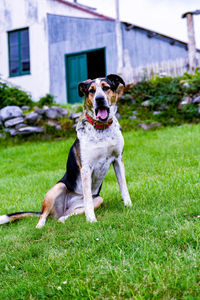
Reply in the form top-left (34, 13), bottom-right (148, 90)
top-left (54, 0), bottom-right (114, 21)
top-left (182, 10), bottom-right (200, 18)
top-left (123, 22), bottom-right (188, 48)
top-left (53, 1), bottom-right (199, 51)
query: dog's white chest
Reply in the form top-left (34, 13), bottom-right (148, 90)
top-left (78, 121), bottom-right (124, 194)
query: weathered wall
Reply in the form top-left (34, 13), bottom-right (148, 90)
top-left (47, 15), bottom-right (117, 104)
top-left (122, 24), bottom-right (188, 68)
top-left (0, 0), bottom-right (191, 104)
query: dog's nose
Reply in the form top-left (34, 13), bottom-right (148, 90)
top-left (95, 95), bottom-right (106, 106)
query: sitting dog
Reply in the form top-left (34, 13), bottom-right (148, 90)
top-left (0, 74), bottom-right (132, 228)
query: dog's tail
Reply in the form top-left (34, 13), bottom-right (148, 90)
top-left (0, 211), bottom-right (41, 225)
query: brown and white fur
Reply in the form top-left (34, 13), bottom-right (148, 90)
top-left (0, 74), bottom-right (132, 228)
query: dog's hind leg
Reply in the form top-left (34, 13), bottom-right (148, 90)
top-left (36, 182), bottom-right (66, 229)
top-left (58, 196), bottom-right (103, 223)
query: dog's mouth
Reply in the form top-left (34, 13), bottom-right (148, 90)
top-left (95, 107), bottom-right (110, 121)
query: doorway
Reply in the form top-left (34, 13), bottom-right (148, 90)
top-left (65, 48), bottom-right (106, 103)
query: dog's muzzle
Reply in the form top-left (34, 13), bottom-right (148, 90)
top-left (95, 96), bottom-right (110, 121)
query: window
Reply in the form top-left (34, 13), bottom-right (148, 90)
top-left (8, 28), bottom-right (30, 76)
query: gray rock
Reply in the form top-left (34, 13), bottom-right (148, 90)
top-left (35, 108), bottom-right (45, 115)
top-left (51, 106), bottom-right (68, 117)
top-left (4, 117), bottom-right (24, 128)
top-left (15, 123), bottom-right (27, 130)
top-left (4, 128), bottom-right (18, 136)
top-left (158, 104), bottom-right (166, 111)
top-left (141, 100), bottom-right (151, 107)
top-left (18, 126), bottom-right (44, 135)
top-left (129, 115), bottom-right (137, 120)
top-left (178, 96), bottom-right (192, 108)
top-left (0, 106), bottom-right (23, 121)
top-left (21, 105), bottom-right (30, 111)
top-left (45, 108), bottom-right (60, 119)
top-left (55, 124), bottom-right (62, 130)
top-left (198, 107), bottom-right (200, 114)
top-left (43, 105), bottom-right (49, 111)
top-left (47, 120), bottom-right (62, 130)
top-left (25, 112), bottom-right (41, 124)
top-left (182, 82), bottom-right (190, 88)
top-left (69, 112), bottom-right (82, 120)
top-left (153, 111), bottom-right (161, 115)
top-left (57, 107), bottom-right (68, 117)
top-left (137, 122), bottom-right (162, 130)
top-left (193, 96), bottom-right (200, 104)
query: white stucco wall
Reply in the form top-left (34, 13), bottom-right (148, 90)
top-left (0, 0), bottom-right (101, 101)
top-left (0, 0), bottom-right (50, 101)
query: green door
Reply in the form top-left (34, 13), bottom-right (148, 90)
top-left (66, 53), bottom-right (88, 103)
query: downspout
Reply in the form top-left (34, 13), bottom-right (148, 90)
top-left (182, 11), bottom-right (197, 72)
top-left (115, 0), bottom-right (123, 74)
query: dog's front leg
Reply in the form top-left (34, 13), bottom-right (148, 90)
top-left (113, 158), bottom-right (132, 207)
top-left (81, 165), bottom-right (97, 222)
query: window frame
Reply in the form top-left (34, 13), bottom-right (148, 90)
top-left (8, 28), bottom-right (30, 77)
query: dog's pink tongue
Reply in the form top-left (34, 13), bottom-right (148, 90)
top-left (96, 109), bottom-right (108, 120)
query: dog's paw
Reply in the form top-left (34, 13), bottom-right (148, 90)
top-left (124, 200), bottom-right (132, 207)
top-left (36, 220), bottom-right (46, 229)
top-left (86, 215), bottom-right (97, 223)
top-left (58, 216), bottom-right (68, 223)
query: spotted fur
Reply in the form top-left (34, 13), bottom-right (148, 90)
top-left (0, 74), bottom-right (132, 228)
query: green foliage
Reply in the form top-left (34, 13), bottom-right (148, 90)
top-left (38, 93), bottom-right (54, 107)
top-left (0, 81), bottom-right (55, 110)
top-left (119, 71), bottom-right (200, 128)
top-left (44, 117), bottom-right (74, 138)
top-left (0, 82), bottom-right (33, 109)
top-left (180, 69), bottom-right (200, 94)
top-left (128, 75), bottom-right (185, 107)
top-left (1, 126), bottom-right (200, 298)
top-left (180, 103), bottom-right (199, 120)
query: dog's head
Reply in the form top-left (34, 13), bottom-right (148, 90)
top-left (78, 74), bottom-right (125, 122)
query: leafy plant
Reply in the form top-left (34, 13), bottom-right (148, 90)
top-left (118, 71), bottom-right (200, 128)
top-left (0, 82), bottom-right (33, 109)
top-left (38, 93), bottom-right (54, 107)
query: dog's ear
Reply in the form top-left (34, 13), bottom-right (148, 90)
top-left (106, 74), bottom-right (125, 91)
top-left (78, 80), bottom-right (91, 97)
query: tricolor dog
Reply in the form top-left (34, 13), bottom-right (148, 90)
top-left (0, 74), bottom-right (132, 228)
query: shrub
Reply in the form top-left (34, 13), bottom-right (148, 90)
top-left (128, 75), bottom-right (185, 108)
top-left (118, 71), bottom-right (200, 128)
top-left (0, 82), bottom-right (33, 109)
top-left (38, 94), bottom-right (54, 107)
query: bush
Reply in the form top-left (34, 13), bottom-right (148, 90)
top-left (128, 75), bottom-right (185, 108)
top-left (118, 70), bottom-right (200, 129)
top-left (0, 82), bottom-right (33, 109)
top-left (38, 94), bottom-right (54, 107)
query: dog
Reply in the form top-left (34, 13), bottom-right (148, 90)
top-left (0, 74), bottom-right (132, 228)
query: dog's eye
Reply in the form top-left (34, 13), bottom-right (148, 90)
top-left (102, 86), bottom-right (110, 92)
top-left (89, 89), bottom-right (95, 94)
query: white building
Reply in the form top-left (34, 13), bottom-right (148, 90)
top-left (0, 0), bottom-right (110, 102)
top-left (0, 0), bottom-right (192, 104)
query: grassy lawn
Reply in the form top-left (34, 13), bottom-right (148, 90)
top-left (1, 125), bottom-right (200, 299)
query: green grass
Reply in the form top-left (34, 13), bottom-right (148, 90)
top-left (1, 125), bottom-right (200, 299)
